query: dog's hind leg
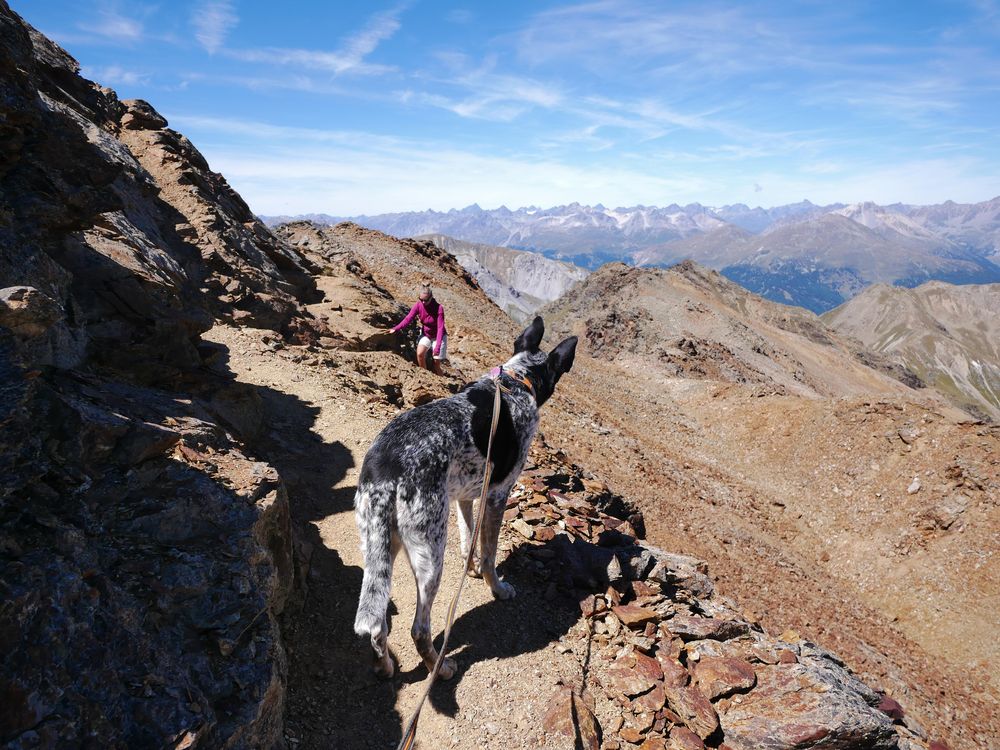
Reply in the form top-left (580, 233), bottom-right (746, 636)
top-left (401, 489), bottom-right (457, 680)
top-left (368, 533), bottom-right (402, 677)
top-left (479, 492), bottom-right (516, 600)
top-left (455, 499), bottom-right (481, 577)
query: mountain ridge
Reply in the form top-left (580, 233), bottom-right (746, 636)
top-left (262, 196), bottom-right (1000, 313)
top-left (823, 280), bottom-right (1000, 421)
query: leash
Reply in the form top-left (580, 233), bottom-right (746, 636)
top-left (396, 370), bottom-right (508, 750)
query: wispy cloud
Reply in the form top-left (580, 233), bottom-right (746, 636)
top-left (192, 1), bottom-right (238, 54)
top-left (171, 115), bottom-right (710, 214)
top-left (226, 5), bottom-right (404, 75)
top-left (82, 64), bottom-right (150, 87)
top-left (77, 3), bottom-right (144, 42)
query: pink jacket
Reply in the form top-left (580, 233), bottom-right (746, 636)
top-left (392, 299), bottom-right (447, 355)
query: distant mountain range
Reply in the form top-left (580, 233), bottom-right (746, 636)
top-left (262, 197), bottom-right (1000, 313)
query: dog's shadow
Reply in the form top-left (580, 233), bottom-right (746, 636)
top-left (415, 538), bottom-right (584, 718)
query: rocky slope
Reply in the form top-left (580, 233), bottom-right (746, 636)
top-left (539, 260), bottom-right (927, 400)
top-left (418, 233), bottom-right (588, 322)
top-left (536, 261), bottom-right (998, 748)
top-left (823, 281), bottom-right (1000, 421)
top-left (0, 5), bottom-right (324, 746)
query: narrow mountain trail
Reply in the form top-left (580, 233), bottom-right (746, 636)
top-left (204, 324), bottom-right (585, 750)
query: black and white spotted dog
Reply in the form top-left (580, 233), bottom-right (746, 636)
top-left (353, 316), bottom-right (577, 678)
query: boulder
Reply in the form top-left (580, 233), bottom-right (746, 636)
top-left (717, 662), bottom-right (896, 749)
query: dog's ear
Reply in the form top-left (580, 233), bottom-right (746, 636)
top-left (514, 316), bottom-right (545, 353)
top-left (547, 336), bottom-right (577, 375)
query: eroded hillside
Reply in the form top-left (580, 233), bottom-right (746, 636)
top-left (540, 262), bottom-right (999, 748)
top-left (824, 281), bottom-right (1000, 422)
top-left (418, 233), bottom-right (588, 322)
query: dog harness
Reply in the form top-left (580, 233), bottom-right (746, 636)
top-left (488, 365), bottom-right (534, 397)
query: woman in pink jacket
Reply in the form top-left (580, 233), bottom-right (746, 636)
top-left (386, 284), bottom-right (448, 375)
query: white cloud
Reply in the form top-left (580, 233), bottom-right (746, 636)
top-left (170, 114), bottom-right (1000, 215)
top-left (78, 6), bottom-right (144, 42)
top-left (192, 1), bottom-right (238, 54)
top-left (82, 64), bottom-right (150, 87)
top-left (420, 73), bottom-right (563, 121)
top-left (226, 5), bottom-right (404, 75)
top-left (170, 115), bottom-right (711, 214)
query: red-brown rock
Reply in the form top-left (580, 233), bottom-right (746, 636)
top-left (633, 685), bottom-right (667, 713)
top-left (606, 655), bottom-right (659, 697)
top-left (613, 604), bottom-right (659, 629)
top-left (662, 683), bottom-right (719, 740)
top-left (716, 663), bottom-right (896, 750)
top-left (620, 726), bottom-right (644, 743)
top-left (667, 615), bottom-right (749, 641)
top-left (692, 657), bottom-right (756, 699)
top-left (656, 654), bottom-right (690, 689)
top-left (638, 736), bottom-right (667, 750)
top-left (877, 695), bottom-right (904, 721)
top-left (542, 686), bottom-right (601, 750)
top-left (666, 726), bottom-right (705, 750)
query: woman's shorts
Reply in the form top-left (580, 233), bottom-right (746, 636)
top-left (417, 335), bottom-right (447, 360)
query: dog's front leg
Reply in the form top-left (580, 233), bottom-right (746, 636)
top-left (479, 497), bottom-right (515, 600)
top-left (455, 499), bottom-right (482, 577)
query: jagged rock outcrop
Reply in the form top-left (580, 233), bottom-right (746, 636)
top-left (0, 4), bottom-right (318, 746)
top-left (0, 3), bottom-right (322, 382)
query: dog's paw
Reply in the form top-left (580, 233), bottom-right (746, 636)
top-left (492, 580), bottom-right (516, 600)
top-left (374, 655), bottom-right (395, 679)
top-left (435, 656), bottom-right (457, 680)
top-left (466, 558), bottom-right (483, 578)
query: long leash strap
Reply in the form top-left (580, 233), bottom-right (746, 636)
top-left (396, 375), bottom-right (504, 750)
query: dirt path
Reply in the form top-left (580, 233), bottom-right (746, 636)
top-left (205, 325), bottom-right (585, 750)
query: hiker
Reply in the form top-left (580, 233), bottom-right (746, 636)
top-left (385, 284), bottom-right (447, 375)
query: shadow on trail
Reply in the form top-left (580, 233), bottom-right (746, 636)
top-left (204, 342), bottom-right (407, 749)
top-left (253, 394), bottom-right (406, 750)
top-left (419, 539), bottom-right (584, 719)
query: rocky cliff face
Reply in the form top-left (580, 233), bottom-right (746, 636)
top-left (417, 233), bottom-right (588, 322)
top-left (823, 281), bottom-right (1000, 422)
top-left (0, 4), bottom-right (321, 746)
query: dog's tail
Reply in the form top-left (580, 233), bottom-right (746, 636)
top-left (354, 483), bottom-right (394, 639)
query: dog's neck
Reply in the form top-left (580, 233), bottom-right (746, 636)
top-left (489, 365), bottom-right (535, 398)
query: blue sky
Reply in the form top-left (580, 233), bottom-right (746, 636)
top-left (18, 1), bottom-right (1000, 215)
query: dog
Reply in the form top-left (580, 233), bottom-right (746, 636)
top-left (353, 316), bottom-right (577, 679)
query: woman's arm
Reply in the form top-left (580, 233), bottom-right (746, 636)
top-left (391, 303), bottom-right (419, 333)
top-left (434, 304), bottom-right (445, 356)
